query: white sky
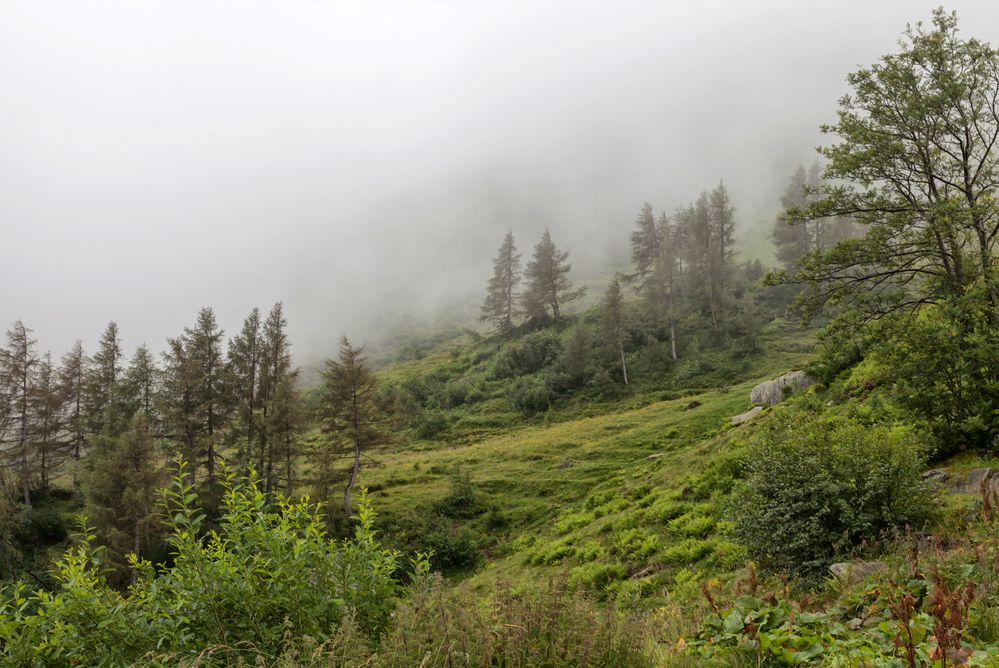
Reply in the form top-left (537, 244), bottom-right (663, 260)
top-left (3, 1), bottom-right (998, 363)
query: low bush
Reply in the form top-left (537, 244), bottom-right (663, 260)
top-left (490, 330), bottom-right (563, 379)
top-left (507, 375), bottom-right (555, 415)
top-left (0, 464), bottom-right (400, 666)
top-left (730, 414), bottom-right (931, 578)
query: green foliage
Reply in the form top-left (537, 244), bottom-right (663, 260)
top-left (371, 575), bottom-right (655, 667)
top-left (0, 464), bottom-right (400, 666)
top-left (434, 470), bottom-right (480, 518)
top-left (506, 375), bottom-right (556, 415)
top-left (730, 414), bottom-right (931, 578)
top-left (873, 284), bottom-right (999, 453)
top-left (414, 514), bottom-right (480, 572)
top-left (412, 407), bottom-right (451, 439)
top-left (490, 329), bottom-right (563, 379)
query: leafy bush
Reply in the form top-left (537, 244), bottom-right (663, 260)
top-left (416, 514), bottom-right (480, 571)
top-left (730, 414), bottom-right (931, 577)
top-left (413, 407), bottom-right (451, 439)
top-left (14, 506), bottom-right (68, 547)
top-left (0, 464), bottom-right (400, 666)
top-left (490, 330), bottom-right (563, 379)
top-left (434, 470), bottom-right (480, 518)
top-left (873, 286), bottom-right (999, 454)
top-left (507, 375), bottom-right (555, 415)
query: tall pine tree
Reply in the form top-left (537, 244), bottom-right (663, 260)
top-left (522, 229), bottom-right (585, 323)
top-left (601, 276), bottom-right (629, 385)
top-left (480, 230), bottom-right (522, 334)
top-left (320, 336), bottom-right (384, 518)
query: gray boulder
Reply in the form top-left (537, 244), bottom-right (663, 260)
top-left (750, 370), bottom-right (815, 405)
top-left (731, 406), bottom-right (763, 425)
top-left (922, 467), bottom-right (999, 495)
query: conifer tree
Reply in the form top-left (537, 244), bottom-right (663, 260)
top-left (601, 276), bottom-right (629, 385)
top-left (706, 182), bottom-right (736, 332)
top-left (87, 321), bottom-right (124, 437)
top-left (227, 307), bottom-right (263, 470)
top-left (629, 203), bottom-right (662, 277)
top-left (84, 415), bottom-right (164, 584)
top-left (31, 353), bottom-right (63, 492)
top-left (654, 213), bottom-right (682, 361)
top-left (259, 303), bottom-right (292, 494)
top-left (267, 369), bottom-right (303, 497)
top-left (58, 341), bottom-right (88, 486)
top-left (320, 336), bottom-right (384, 518)
top-left (184, 308), bottom-right (227, 489)
top-left (633, 209), bottom-right (681, 361)
top-left (772, 165), bottom-right (813, 269)
top-left (123, 345), bottom-right (158, 424)
top-left (480, 230), bottom-right (522, 334)
top-left (161, 337), bottom-right (201, 486)
top-left (2, 322), bottom-right (38, 506)
top-left (522, 229), bottom-right (585, 323)
top-left (561, 320), bottom-right (593, 388)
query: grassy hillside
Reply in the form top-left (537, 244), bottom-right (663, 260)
top-left (336, 318), bottom-right (813, 594)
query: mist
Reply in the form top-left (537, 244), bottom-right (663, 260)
top-left (3, 0), bottom-right (998, 367)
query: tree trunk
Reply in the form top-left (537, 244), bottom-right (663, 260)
top-left (619, 344), bottom-right (629, 386)
top-left (19, 364), bottom-right (31, 508)
top-left (285, 432), bottom-right (293, 497)
top-left (131, 518), bottom-right (141, 585)
top-left (344, 388), bottom-right (362, 518)
top-left (669, 319), bottom-right (678, 362)
top-left (344, 440), bottom-right (361, 519)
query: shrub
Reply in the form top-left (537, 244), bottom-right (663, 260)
top-left (730, 414), bottom-right (931, 578)
top-left (872, 287), bottom-right (999, 454)
top-left (507, 375), bottom-right (555, 415)
top-left (413, 408), bottom-right (451, 439)
top-left (490, 330), bottom-right (563, 379)
top-left (0, 464), bottom-right (400, 665)
top-left (434, 470), bottom-right (480, 518)
top-left (417, 514), bottom-right (480, 571)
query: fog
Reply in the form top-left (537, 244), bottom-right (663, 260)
top-left (3, 0), bottom-right (998, 367)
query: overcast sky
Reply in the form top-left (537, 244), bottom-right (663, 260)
top-left (3, 0), bottom-right (999, 365)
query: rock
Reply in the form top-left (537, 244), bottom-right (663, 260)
top-left (684, 400), bottom-right (702, 410)
top-left (829, 561), bottom-right (886, 583)
top-left (731, 406), bottom-right (763, 425)
top-left (750, 370), bottom-right (815, 405)
top-left (922, 467), bottom-right (999, 495)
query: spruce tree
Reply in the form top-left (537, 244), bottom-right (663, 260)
top-left (58, 341), bottom-right (88, 487)
top-left (84, 415), bottom-right (164, 584)
top-left (267, 369), bottom-right (303, 497)
top-left (161, 337), bottom-right (201, 486)
top-left (629, 203), bottom-right (661, 277)
top-left (184, 308), bottom-right (226, 489)
top-left (706, 182), bottom-right (736, 332)
top-left (522, 229), bottom-right (585, 323)
top-left (601, 276), bottom-right (629, 385)
top-left (772, 165), bottom-right (813, 269)
top-left (31, 353), bottom-right (64, 492)
top-left (480, 230), bottom-right (522, 334)
top-left (123, 345), bottom-right (158, 424)
top-left (259, 303), bottom-right (292, 495)
top-left (633, 209), bottom-right (681, 361)
top-left (227, 307), bottom-right (263, 471)
top-left (2, 322), bottom-right (38, 506)
top-left (320, 336), bottom-right (384, 518)
top-left (87, 321), bottom-right (124, 437)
